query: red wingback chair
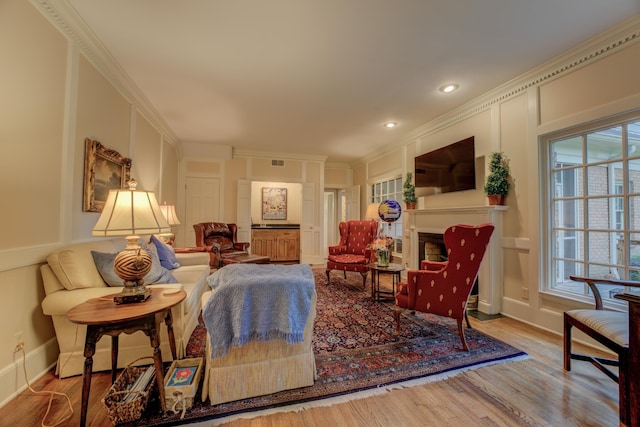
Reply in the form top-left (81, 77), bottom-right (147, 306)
top-left (394, 223), bottom-right (495, 351)
top-left (193, 222), bottom-right (251, 267)
top-left (326, 220), bottom-right (378, 289)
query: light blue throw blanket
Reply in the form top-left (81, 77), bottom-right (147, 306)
top-left (203, 263), bottom-right (315, 359)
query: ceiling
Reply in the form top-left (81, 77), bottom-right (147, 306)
top-left (66, 0), bottom-right (640, 163)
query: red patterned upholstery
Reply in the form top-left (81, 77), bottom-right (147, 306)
top-left (326, 220), bottom-right (378, 289)
top-left (394, 223), bottom-right (495, 350)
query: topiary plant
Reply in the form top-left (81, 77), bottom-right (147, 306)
top-left (484, 152), bottom-right (510, 196)
top-left (403, 172), bottom-right (417, 205)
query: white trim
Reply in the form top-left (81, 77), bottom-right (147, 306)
top-left (0, 244), bottom-right (60, 272)
top-left (0, 339), bottom-right (58, 408)
top-left (234, 149), bottom-right (327, 162)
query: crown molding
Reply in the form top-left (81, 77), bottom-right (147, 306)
top-left (31, 0), bottom-right (180, 149)
top-left (234, 149), bottom-right (327, 163)
top-left (404, 13), bottom-right (640, 143)
top-left (325, 162), bottom-right (353, 169)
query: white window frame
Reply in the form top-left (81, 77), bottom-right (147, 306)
top-left (370, 176), bottom-right (403, 256)
top-left (541, 111), bottom-right (640, 309)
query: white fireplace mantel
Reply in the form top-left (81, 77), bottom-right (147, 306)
top-left (403, 205), bottom-right (507, 315)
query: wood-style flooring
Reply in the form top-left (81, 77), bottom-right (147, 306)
top-left (0, 279), bottom-right (620, 427)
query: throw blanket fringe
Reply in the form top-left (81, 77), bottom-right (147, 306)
top-left (203, 263), bottom-right (315, 359)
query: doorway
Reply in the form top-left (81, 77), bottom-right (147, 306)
top-left (184, 176), bottom-right (221, 246)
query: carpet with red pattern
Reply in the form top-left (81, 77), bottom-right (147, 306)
top-left (129, 268), bottom-right (526, 426)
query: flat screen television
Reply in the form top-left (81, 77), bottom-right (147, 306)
top-left (414, 136), bottom-right (476, 195)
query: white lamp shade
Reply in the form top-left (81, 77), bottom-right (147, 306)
top-left (159, 204), bottom-right (181, 226)
top-left (365, 203), bottom-right (380, 221)
top-left (92, 189), bottom-right (170, 237)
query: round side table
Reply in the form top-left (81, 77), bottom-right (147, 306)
top-left (67, 288), bottom-right (185, 427)
top-left (368, 263), bottom-right (404, 302)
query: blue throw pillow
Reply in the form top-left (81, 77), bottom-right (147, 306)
top-left (91, 251), bottom-right (122, 287)
top-left (140, 241), bottom-right (179, 284)
top-left (150, 235), bottom-right (181, 269)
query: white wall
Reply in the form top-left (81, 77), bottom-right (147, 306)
top-left (0, 0), bottom-right (180, 407)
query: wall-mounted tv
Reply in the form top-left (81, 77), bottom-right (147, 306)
top-left (414, 136), bottom-right (476, 195)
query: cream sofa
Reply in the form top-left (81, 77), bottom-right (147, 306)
top-left (40, 238), bottom-right (211, 378)
top-left (200, 286), bottom-right (317, 405)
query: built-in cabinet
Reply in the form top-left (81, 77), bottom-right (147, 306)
top-left (251, 228), bottom-right (300, 262)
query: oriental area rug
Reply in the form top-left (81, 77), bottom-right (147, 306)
top-left (128, 268), bottom-right (527, 426)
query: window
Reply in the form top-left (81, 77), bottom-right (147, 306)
top-left (544, 114), bottom-right (640, 303)
top-left (370, 177), bottom-right (403, 254)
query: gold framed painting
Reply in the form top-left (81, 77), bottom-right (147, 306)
top-left (82, 138), bottom-right (132, 212)
top-left (262, 187), bottom-right (287, 220)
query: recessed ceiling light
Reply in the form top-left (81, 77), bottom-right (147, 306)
top-left (439, 84), bottom-right (459, 93)
top-left (384, 122), bottom-right (397, 128)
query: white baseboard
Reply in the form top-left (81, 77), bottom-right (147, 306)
top-left (0, 339), bottom-right (58, 408)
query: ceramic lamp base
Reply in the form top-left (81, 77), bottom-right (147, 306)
top-left (113, 236), bottom-right (153, 304)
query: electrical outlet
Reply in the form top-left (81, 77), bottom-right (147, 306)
top-left (521, 287), bottom-right (529, 300)
top-left (14, 331), bottom-right (24, 352)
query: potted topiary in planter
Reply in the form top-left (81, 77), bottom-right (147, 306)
top-left (484, 152), bottom-right (510, 205)
top-left (403, 172), bottom-right (417, 209)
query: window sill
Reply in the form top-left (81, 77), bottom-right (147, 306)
top-left (539, 289), bottom-right (628, 312)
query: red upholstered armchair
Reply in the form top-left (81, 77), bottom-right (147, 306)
top-left (193, 222), bottom-right (250, 267)
top-left (326, 220), bottom-right (378, 289)
top-left (394, 223), bottom-right (495, 351)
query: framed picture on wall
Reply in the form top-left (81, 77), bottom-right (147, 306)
top-left (262, 187), bottom-right (287, 220)
top-left (82, 138), bottom-right (132, 212)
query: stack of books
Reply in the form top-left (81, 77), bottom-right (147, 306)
top-left (123, 366), bottom-right (155, 402)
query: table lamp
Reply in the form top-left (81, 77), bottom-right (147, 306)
top-left (158, 203), bottom-right (181, 245)
top-left (365, 202), bottom-right (381, 234)
top-left (92, 179), bottom-right (170, 304)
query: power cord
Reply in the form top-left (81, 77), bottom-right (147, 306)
top-left (15, 343), bottom-right (73, 427)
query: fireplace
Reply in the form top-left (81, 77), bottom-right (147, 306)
top-left (404, 206), bottom-right (506, 314)
top-left (418, 232), bottom-right (445, 262)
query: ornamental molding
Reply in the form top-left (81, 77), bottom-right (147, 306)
top-left (29, 2), bottom-right (640, 160)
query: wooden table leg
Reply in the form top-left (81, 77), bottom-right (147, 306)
top-left (80, 326), bottom-right (99, 427)
top-left (164, 309), bottom-right (177, 360)
top-left (149, 321), bottom-right (167, 414)
top-left (111, 335), bottom-right (118, 384)
top-left (371, 270), bottom-right (377, 300)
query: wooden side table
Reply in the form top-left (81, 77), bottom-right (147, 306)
top-left (67, 288), bottom-right (186, 427)
top-left (369, 263), bottom-right (404, 301)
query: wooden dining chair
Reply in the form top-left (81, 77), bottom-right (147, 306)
top-left (564, 275), bottom-right (640, 426)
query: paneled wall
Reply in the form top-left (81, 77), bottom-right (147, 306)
top-left (0, 0), bottom-right (180, 406)
top-left (358, 18), bottom-right (640, 335)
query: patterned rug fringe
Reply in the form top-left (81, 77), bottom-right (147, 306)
top-left (209, 353), bottom-right (530, 426)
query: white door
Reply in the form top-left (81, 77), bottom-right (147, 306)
top-left (324, 191), bottom-right (338, 248)
top-left (185, 177), bottom-right (220, 246)
top-left (236, 180), bottom-right (252, 245)
top-left (344, 185), bottom-right (360, 220)
top-left (301, 183), bottom-right (323, 265)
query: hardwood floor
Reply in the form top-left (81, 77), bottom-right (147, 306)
top-left (1, 282), bottom-right (620, 427)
